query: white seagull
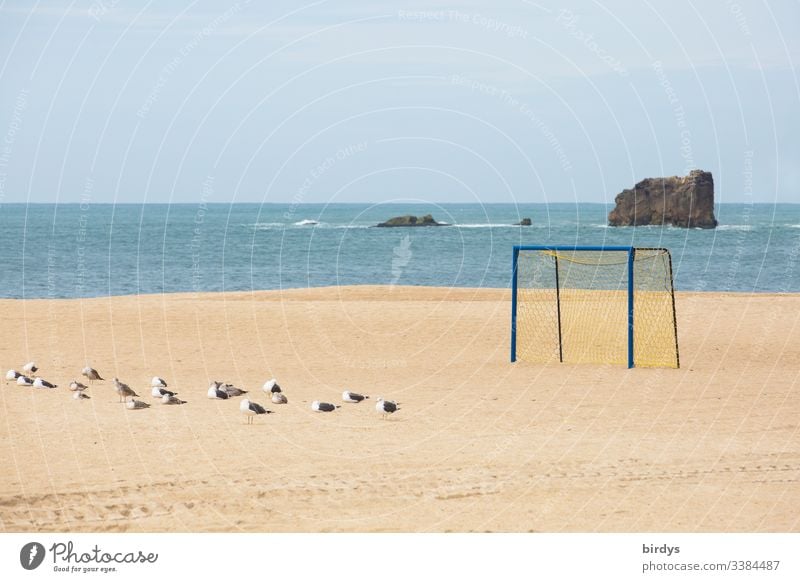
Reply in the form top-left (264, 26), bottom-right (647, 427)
top-left (152, 386), bottom-right (177, 398)
top-left (33, 377), bottom-right (57, 389)
top-left (6, 369), bottom-right (21, 382)
top-left (69, 380), bottom-right (89, 392)
top-left (151, 376), bottom-right (167, 388)
top-left (126, 398), bottom-right (150, 410)
top-left (112, 378), bottom-right (138, 403)
top-left (240, 399), bottom-right (271, 424)
top-left (16, 376), bottom-right (34, 386)
top-left (22, 361), bottom-right (38, 374)
top-left (311, 400), bottom-right (338, 412)
top-left (73, 391), bottom-right (90, 401)
top-left (262, 378), bottom-right (281, 394)
top-left (210, 381), bottom-right (247, 398)
top-left (342, 390), bottom-right (368, 403)
top-left (161, 394), bottom-right (186, 405)
top-left (81, 366), bottom-right (104, 383)
top-left (375, 398), bottom-right (399, 419)
top-left (271, 392), bottom-right (287, 404)
top-left (222, 384), bottom-right (247, 397)
top-left (207, 385), bottom-right (229, 400)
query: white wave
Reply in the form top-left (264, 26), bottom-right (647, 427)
top-left (293, 219), bottom-right (319, 226)
top-left (451, 223), bottom-right (536, 228)
top-left (716, 224), bottom-right (753, 231)
top-left (789, 224), bottom-right (800, 229)
top-left (249, 222), bottom-right (285, 230)
top-left (593, 224), bottom-right (684, 229)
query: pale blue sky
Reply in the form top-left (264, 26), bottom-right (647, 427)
top-left (0, 0), bottom-right (797, 204)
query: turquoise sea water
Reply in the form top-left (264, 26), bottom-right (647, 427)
top-left (0, 203), bottom-right (798, 298)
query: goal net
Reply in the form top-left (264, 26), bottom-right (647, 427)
top-left (511, 246), bottom-right (679, 368)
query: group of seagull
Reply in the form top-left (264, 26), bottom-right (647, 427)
top-left (212, 378), bottom-right (399, 423)
top-left (111, 376), bottom-right (186, 410)
top-left (6, 361), bottom-right (400, 422)
top-left (6, 362), bottom-right (60, 391)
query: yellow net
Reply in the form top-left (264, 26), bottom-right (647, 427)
top-left (515, 248), bottom-right (678, 368)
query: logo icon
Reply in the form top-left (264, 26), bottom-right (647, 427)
top-left (20, 542), bottom-right (46, 570)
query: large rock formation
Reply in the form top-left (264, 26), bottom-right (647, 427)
top-left (376, 214), bottom-right (444, 227)
top-left (608, 169), bottom-right (717, 228)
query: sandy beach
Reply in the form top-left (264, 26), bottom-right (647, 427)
top-left (0, 286), bottom-right (798, 532)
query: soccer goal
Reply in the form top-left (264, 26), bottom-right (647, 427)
top-left (511, 246), bottom-right (679, 368)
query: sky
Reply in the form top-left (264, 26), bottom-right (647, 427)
top-left (0, 0), bottom-right (797, 204)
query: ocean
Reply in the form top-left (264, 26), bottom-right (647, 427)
top-left (0, 203), bottom-right (798, 299)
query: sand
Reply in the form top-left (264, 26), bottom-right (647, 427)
top-left (0, 286), bottom-right (798, 532)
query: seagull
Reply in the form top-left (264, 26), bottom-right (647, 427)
top-left (33, 377), bottom-right (57, 389)
top-left (5, 369), bottom-right (21, 382)
top-left (375, 398), bottom-right (399, 419)
top-left (81, 366), bottom-right (104, 383)
top-left (262, 378), bottom-right (281, 394)
top-left (69, 380), bottom-right (89, 392)
top-left (152, 386), bottom-right (177, 398)
top-left (151, 376), bottom-right (167, 388)
top-left (271, 392), bottom-right (287, 404)
top-left (311, 400), bottom-right (338, 412)
top-left (73, 391), bottom-right (90, 401)
top-left (342, 390), bottom-right (368, 403)
top-left (222, 384), bottom-right (247, 397)
top-left (23, 361), bottom-right (38, 374)
top-left (240, 399), bottom-right (271, 424)
top-left (210, 381), bottom-right (247, 398)
top-left (16, 376), bottom-right (34, 386)
top-left (207, 385), bottom-right (229, 400)
top-left (112, 378), bottom-right (138, 403)
top-left (125, 398), bottom-right (150, 410)
top-left (161, 394), bottom-right (186, 405)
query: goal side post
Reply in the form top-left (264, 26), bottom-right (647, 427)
top-left (510, 245), bottom-right (519, 363)
top-left (627, 247), bottom-right (634, 369)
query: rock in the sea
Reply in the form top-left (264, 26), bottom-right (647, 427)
top-left (376, 214), bottom-right (444, 227)
top-left (608, 169), bottom-right (717, 229)
top-left (515, 218), bottom-right (532, 226)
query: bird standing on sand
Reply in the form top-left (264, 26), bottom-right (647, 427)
top-left (23, 362), bottom-right (38, 374)
top-left (311, 400), bottom-right (337, 412)
top-left (209, 381), bottom-right (247, 398)
top-left (33, 377), bottom-right (57, 389)
top-left (17, 376), bottom-right (34, 386)
top-left (161, 394), bottom-right (186, 405)
top-left (6, 369), bottom-right (21, 382)
top-left (82, 367), bottom-right (104, 384)
top-left (152, 386), bottom-right (177, 398)
top-left (112, 378), bottom-right (138, 403)
top-left (375, 398), bottom-right (399, 419)
top-left (207, 385), bottom-right (229, 400)
top-left (69, 380), bottom-right (89, 392)
top-left (126, 398), bottom-right (150, 410)
top-left (240, 399), bottom-right (270, 424)
top-left (262, 378), bottom-right (281, 394)
top-left (222, 384), bottom-right (247, 397)
top-left (151, 377), bottom-right (167, 388)
top-left (342, 390), bottom-right (368, 403)
top-left (73, 391), bottom-right (90, 401)
top-left (271, 392), bottom-right (287, 404)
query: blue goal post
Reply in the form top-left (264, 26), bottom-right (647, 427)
top-left (511, 245), bottom-right (679, 369)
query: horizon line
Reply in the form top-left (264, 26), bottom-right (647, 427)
top-left (0, 201), bottom-right (794, 206)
